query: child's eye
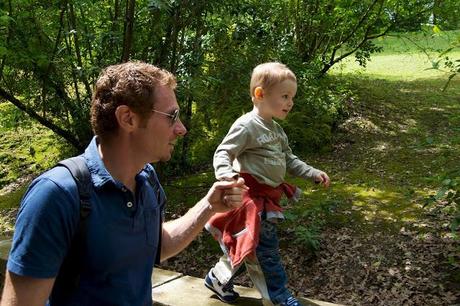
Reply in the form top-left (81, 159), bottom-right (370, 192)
top-left (282, 95), bottom-right (289, 99)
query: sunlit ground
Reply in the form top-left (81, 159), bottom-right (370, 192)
top-left (331, 51), bottom-right (460, 81)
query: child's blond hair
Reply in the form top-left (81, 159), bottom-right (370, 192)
top-left (250, 62), bottom-right (296, 98)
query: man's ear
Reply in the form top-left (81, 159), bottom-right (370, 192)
top-left (254, 87), bottom-right (264, 100)
top-left (115, 105), bottom-right (138, 132)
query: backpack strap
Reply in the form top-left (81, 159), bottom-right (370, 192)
top-left (50, 156), bottom-right (92, 304)
top-left (58, 156), bottom-right (92, 218)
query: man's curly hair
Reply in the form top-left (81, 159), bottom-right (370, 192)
top-left (90, 61), bottom-right (176, 139)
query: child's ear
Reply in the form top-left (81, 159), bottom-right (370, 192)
top-left (254, 87), bottom-right (264, 99)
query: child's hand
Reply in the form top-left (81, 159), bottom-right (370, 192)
top-left (206, 177), bottom-right (249, 213)
top-left (314, 171), bottom-right (330, 188)
top-left (220, 174), bottom-right (239, 182)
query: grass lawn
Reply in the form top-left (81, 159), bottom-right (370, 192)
top-left (332, 30), bottom-right (460, 80)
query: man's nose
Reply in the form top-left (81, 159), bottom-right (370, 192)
top-left (174, 119), bottom-right (187, 136)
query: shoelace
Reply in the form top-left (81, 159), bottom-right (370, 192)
top-left (285, 296), bottom-right (300, 306)
top-left (222, 282), bottom-right (235, 293)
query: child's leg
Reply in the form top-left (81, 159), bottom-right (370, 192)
top-left (256, 219), bottom-right (296, 305)
top-left (205, 255), bottom-right (243, 303)
top-left (212, 254), bottom-right (241, 285)
top-left (244, 257), bottom-right (273, 306)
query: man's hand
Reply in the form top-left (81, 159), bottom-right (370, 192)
top-left (314, 171), bottom-right (331, 188)
top-left (206, 177), bottom-right (248, 213)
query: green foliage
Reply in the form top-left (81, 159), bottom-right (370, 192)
top-left (0, 102), bottom-right (31, 129)
top-left (293, 225), bottom-right (321, 251)
top-left (0, 103), bottom-right (75, 189)
top-left (283, 197), bottom-right (340, 252)
top-left (0, 185), bottom-right (27, 210)
top-left (427, 174), bottom-right (460, 237)
top-left (393, 26), bottom-right (460, 89)
top-left (0, 0), bottom-right (450, 177)
top-left (280, 75), bottom-right (352, 152)
top-left (431, 0), bottom-right (460, 30)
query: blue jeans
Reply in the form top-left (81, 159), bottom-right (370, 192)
top-left (256, 219), bottom-right (293, 304)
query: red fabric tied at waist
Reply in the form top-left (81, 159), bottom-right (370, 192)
top-left (205, 173), bottom-right (300, 267)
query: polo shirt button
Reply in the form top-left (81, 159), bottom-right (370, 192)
top-left (121, 187), bottom-right (127, 192)
top-left (126, 201), bottom-right (133, 208)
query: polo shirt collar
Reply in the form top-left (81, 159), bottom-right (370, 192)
top-left (83, 136), bottom-right (116, 189)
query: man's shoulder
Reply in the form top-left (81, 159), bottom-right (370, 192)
top-left (17, 164), bottom-right (80, 227)
top-left (40, 165), bottom-right (80, 187)
top-left (29, 166), bottom-right (78, 200)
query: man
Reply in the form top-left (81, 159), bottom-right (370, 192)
top-left (1, 61), bottom-right (247, 306)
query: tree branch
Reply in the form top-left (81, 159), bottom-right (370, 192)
top-left (0, 87), bottom-right (84, 151)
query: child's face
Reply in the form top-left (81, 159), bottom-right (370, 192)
top-left (262, 79), bottom-right (297, 120)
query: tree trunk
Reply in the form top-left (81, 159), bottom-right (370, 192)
top-left (78, 6), bottom-right (95, 67)
top-left (64, 14), bottom-right (82, 105)
top-left (0, 0), bottom-right (13, 77)
top-left (169, 5), bottom-right (182, 73)
top-left (121, 0), bottom-right (135, 62)
top-left (109, 0), bottom-right (120, 54)
top-left (68, 2), bottom-right (92, 98)
top-left (180, 96), bottom-right (192, 167)
top-left (41, 3), bottom-right (66, 119)
top-left (180, 10), bottom-right (205, 168)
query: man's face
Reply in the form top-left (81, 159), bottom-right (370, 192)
top-left (135, 85), bottom-right (187, 163)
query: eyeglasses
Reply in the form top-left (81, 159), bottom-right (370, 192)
top-left (152, 108), bottom-right (180, 125)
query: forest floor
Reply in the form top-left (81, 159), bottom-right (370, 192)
top-left (158, 75), bottom-right (460, 306)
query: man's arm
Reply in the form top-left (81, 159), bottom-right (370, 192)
top-left (160, 178), bottom-right (247, 261)
top-left (1, 271), bottom-right (54, 306)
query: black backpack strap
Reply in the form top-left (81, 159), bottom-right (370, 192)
top-left (58, 156), bottom-right (92, 219)
top-left (50, 156), bottom-right (92, 304)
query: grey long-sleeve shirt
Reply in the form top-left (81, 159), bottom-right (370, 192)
top-left (214, 110), bottom-right (321, 187)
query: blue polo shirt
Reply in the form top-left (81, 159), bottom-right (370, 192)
top-left (7, 137), bottom-right (165, 306)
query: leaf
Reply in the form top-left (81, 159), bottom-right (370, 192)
top-left (0, 46), bottom-right (7, 57)
top-left (439, 47), bottom-right (455, 57)
top-left (434, 187), bottom-right (448, 200)
top-left (442, 73), bottom-right (457, 91)
top-left (451, 218), bottom-right (459, 232)
top-left (429, 60), bottom-right (440, 70)
top-left (283, 211), bottom-right (297, 221)
top-left (433, 25), bottom-right (442, 34)
top-left (0, 15), bottom-right (14, 25)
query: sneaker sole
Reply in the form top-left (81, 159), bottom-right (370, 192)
top-left (204, 280), bottom-right (238, 304)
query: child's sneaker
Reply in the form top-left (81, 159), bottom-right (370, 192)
top-left (204, 270), bottom-right (240, 303)
top-left (280, 296), bottom-right (303, 306)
